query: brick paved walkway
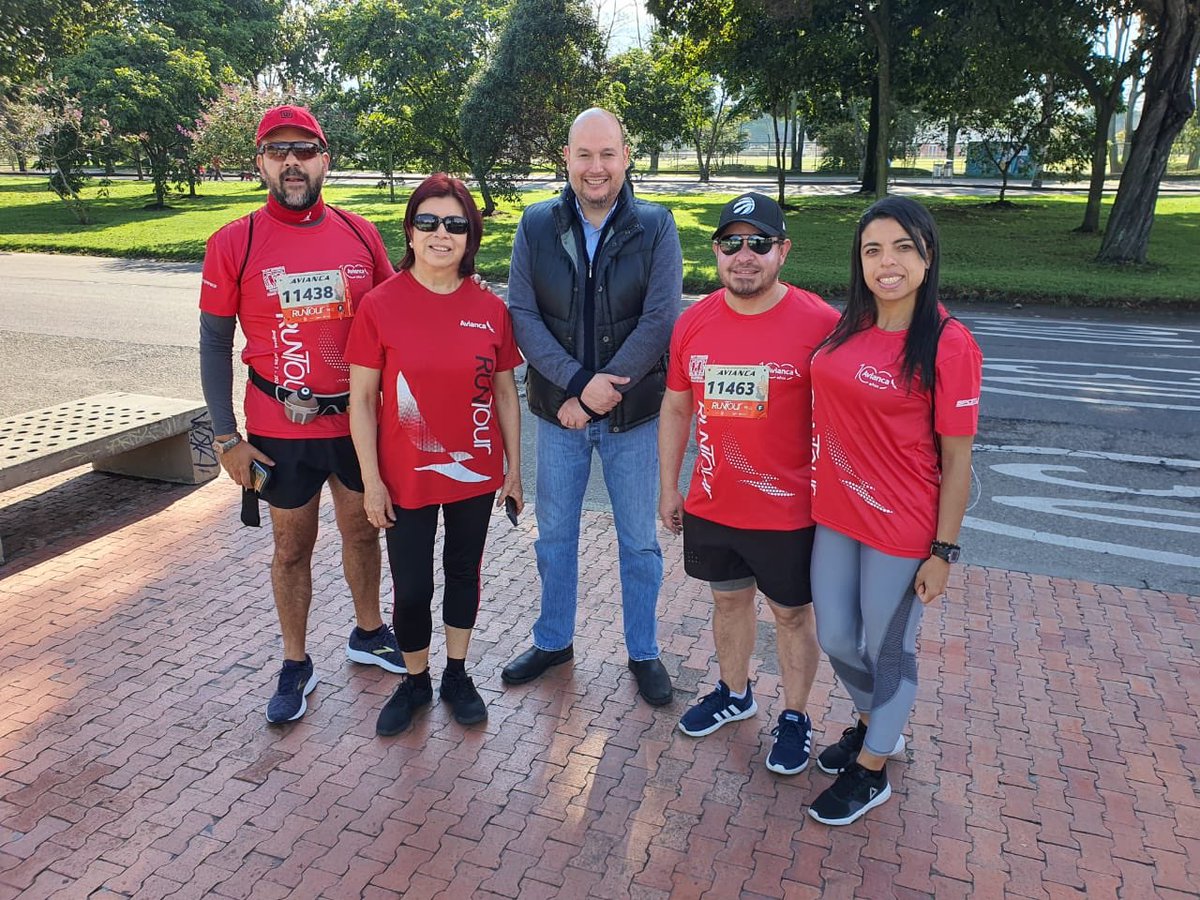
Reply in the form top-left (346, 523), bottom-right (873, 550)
top-left (1, 468), bottom-right (1198, 899)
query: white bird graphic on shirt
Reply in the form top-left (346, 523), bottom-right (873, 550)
top-left (395, 370), bottom-right (489, 483)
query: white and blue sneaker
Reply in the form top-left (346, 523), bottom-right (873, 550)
top-left (678, 679), bottom-right (758, 737)
top-left (766, 710), bottom-right (812, 774)
top-left (346, 624), bottom-right (406, 674)
top-left (266, 656), bottom-right (319, 724)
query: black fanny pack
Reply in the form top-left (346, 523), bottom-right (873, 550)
top-left (248, 367), bottom-right (350, 416)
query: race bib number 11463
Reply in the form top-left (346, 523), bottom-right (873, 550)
top-left (703, 364), bottom-right (769, 418)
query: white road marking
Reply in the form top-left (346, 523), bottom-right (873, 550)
top-left (961, 516), bottom-right (1200, 568)
top-left (990, 497), bottom-right (1200, 533)
top-left (988, 463), bottom-right (1200, 497)
top-left (974, 445), bottom-right (1200, 468)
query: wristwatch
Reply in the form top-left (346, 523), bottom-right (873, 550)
top-left (214, 433), bottom-right (243, 454)
top-left (930, 541), bottom-right (961, 563)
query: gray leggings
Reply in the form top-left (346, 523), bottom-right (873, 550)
top-left (811, 525), bottom-right (924, 757)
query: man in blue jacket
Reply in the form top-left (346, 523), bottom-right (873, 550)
top-left (503, 107), bottom-right (683, 705)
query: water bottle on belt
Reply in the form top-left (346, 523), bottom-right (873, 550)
top-left (284, 387), bottom-right (320, 425)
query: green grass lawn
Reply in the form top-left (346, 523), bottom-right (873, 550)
top-left (1, 176), bottom-right (1198, 305)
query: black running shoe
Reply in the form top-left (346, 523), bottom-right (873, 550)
top-left (808, 761), bottom-right (892, 826)
top-left (439, 669), bottom-right (487, 725)
top-left (816, 720), bottom-right (906, 775)
top-left (376, 676), bottom-right (433, 736)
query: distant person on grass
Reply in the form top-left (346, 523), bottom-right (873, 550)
top-left (345, 174), bottom-right (524, 737)
top-left (807, 196), bottom-right (983, 825)
top-left (198, 105), bottom-right (404, 725)
top-left (659, 192), bottom-right (839, 775)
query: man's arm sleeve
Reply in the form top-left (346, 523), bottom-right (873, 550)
top-left (199, 311), bottom-right (239, 435)
top-left (600, 210), bottom-right (683, 383)
top-left (507, 218), bottom-right (591, 392)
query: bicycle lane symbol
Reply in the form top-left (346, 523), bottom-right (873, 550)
top-left (963, 445), bottom-right (1200, 569)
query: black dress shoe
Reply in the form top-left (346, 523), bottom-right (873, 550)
top-left (628, 657), bottom-right (673, 706)
top-left (501, 644), bottom-right (574, 685)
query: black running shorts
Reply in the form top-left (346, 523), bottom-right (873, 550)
top-left (682, 513), bottom-right (815, 607)
top-left (247, 434), bottom-right (364, 509)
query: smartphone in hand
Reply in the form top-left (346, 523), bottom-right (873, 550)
top-left (504, 496), bottom-right (518, 527)
top-left (250, 459), bottom-right (272, 493)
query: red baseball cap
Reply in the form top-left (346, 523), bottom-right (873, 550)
top-left (255, 105), bottom-right (327, 146)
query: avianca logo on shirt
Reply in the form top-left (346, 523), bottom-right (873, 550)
top-left (689, 355), bottom-right (709, 381)
top-left (855, 363), bottom-right (896, 391)
top-left (956, 397), bottom-right (980, 408)
top-left (766, 362), bottom-right (800, 381)
top-left (460, 319), bottom-right (495, 333)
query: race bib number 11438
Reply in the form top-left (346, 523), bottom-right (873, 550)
top-left (276, 269), bottom-right (353, 323)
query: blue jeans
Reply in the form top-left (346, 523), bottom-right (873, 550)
top-left (532, 416), bottom-right (663, 660)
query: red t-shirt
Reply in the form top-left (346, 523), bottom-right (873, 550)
top-left (343, 270), bottom-right (524, 509)
top-left (810, 317), bottom-right (983, 557)
top-left (666, 285), bottom-right (839, 530)
top-left (199, 204), bottom-right (394, 438)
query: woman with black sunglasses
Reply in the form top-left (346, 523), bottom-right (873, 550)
top-left (345, 173), bottom-right (524, 737)
top-left (806, 196), bottom-right (982, 826)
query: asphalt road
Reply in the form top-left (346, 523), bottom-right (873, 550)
top-left (1, 251), bottom-right (1196, 594)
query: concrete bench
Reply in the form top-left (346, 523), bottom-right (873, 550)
top-left (0, 392), bottom-right (219, 563)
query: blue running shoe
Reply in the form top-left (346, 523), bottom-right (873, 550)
top-left (347, 624), bottom-right (406, 674)
top-left (678, 680), bottom-right (757, 737)
top-left (766, 710), bottom-right (812, 774)
top-left (266, 656), bottom-right (318, 724)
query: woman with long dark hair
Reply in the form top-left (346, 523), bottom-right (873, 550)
top-left (345, 173), bottom-right (523, 737)
top-left (807, 196), bottom-right (982, 825)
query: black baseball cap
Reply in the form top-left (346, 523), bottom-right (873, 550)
top-left (712, 192), bottom-right (787, 239)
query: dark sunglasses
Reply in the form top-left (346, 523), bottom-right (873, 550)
top-left (412, 213), bottom-right (470, 235)
top-left (715, 234), bottom-right (784, 256)
top-left (257, 141), bottom-right (325, 161)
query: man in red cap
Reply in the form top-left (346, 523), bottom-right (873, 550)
top-left (199, 105), bottom-right (404, 724)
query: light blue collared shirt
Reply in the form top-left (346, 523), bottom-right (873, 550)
top-left (574, 197), bottom-right (619, 262)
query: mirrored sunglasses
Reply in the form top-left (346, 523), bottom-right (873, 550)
top-left (412, 213), bottom-right (470, 235)
top-left (715, 234), bottom-right (784, 256)
top-left (258, 141), bottom-right (325, 161)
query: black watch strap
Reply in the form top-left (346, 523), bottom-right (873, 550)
top-left (930, 540), bottom-right (961, 563)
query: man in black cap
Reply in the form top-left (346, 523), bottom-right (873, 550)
top-left (658, 192), bottom-right (839, 774)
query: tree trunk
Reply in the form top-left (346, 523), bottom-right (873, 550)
top-left (694, 133), bottom-right (709, 182)
top-left (946, 119), bottom-right (959, 166)
top-left (793, 114), bottom-right (805, 174)
top-left (863, 0), bottom-right (892, 199)
top-left (16, 153), bottom-right (27, 173)
top-left (1098, 0), bottom-right (1200, 264)
top-left (1079, 94), bottom-right (1117, 233)
top-left (475, 169), bottom-right (496, 217)
top-left (772, 107), bottom-right (787, 206)
top-left (861, 86), bottom-right (879, 193)
top-left (648, 149), bottom-right (660, 176)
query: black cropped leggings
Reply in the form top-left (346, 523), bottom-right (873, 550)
top-left (385, 492), bottom-right (494, 653)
